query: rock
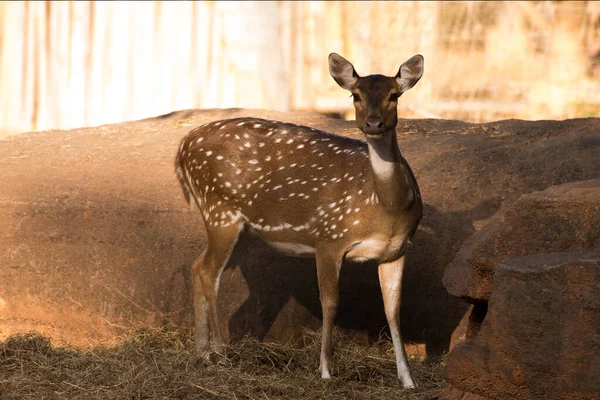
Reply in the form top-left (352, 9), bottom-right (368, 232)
top-left (439, 385), bottom-right (490, 400)
top-left (1, 109), bottom-right (599, 353)
top-left (444, 179), bottom-right (600, 304)
top-left (446, 252), bottom-right (600, 400)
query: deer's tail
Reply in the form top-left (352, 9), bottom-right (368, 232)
top-left (175, 142), bottom-right (193, 208)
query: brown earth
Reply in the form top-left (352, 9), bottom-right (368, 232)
top-left (446, 252), bottom-right (600, 400)
top-left (1, 109), bottom-right (599, 356)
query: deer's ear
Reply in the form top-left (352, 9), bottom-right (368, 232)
top-left (396, 54), bottom-right (424, 93)
top-left (329, 53), bottom-right (359, 91)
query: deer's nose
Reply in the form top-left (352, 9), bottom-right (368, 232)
top-left (364, 117), bottom-right (385, 134)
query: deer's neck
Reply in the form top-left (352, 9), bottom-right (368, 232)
top-left (366, 130), bottom-right (418, 213)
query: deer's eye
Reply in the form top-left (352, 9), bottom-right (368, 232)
top-left (389, 93), bottom-right (400, 102)
top-left (352, 93), bottom-right (361, 102)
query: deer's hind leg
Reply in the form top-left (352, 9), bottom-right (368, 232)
top-left (192, 220), bottom-right (245, 356)
top-left (191, 252), bottom-right (211, 356)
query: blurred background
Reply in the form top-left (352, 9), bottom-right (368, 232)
top-left (1, 1), bottom-right (599, 137)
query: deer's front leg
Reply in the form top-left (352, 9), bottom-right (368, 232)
top-left (378, 255), bottom-right (416, 388)
top-left (315, 250), bottom-right (342, 379)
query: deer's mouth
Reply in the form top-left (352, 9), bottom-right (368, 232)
top-left (365, 132), bottom-right (384, 140)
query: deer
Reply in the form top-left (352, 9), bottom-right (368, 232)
top-left (175, 52), bottom-right (424, 388)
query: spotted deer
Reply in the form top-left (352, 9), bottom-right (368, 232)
top-left (175, 53), bottom-right (424, 388)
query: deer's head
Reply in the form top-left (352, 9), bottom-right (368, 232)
top-left (328, 53), bottom-right (424, 138)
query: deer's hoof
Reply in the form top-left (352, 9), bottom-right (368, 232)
top-left (401, 380), bottom-right (416, 389)
top-left (319, 364), bottom-right (332, 379)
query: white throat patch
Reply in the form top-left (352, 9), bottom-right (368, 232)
top-left (367, 135), bottom-right (395, 181)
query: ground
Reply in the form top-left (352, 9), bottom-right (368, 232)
top-left (0, 327), bottom-right (445, 400)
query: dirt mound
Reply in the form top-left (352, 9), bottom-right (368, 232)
top-left (1, 109), bottom-right (599, 357)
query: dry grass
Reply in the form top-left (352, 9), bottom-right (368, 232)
top-left (0, 326), bottom-right (446, 400)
